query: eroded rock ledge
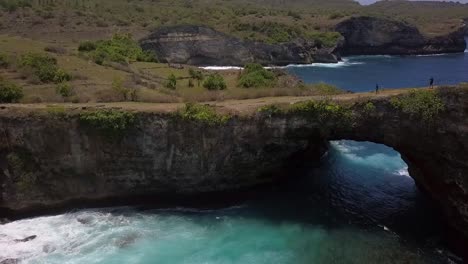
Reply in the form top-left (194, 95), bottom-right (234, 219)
top-left (140, 25), bottom-right (341, 66)
top-left (335, 16), bottom-right (467, 55)
top-left (0, 87), bottom-right (467, 241)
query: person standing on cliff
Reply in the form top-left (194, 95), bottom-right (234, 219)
top-left (430, 77), bottom-right (434, 88)
top-left (375, 84), bottom-right (379, 94)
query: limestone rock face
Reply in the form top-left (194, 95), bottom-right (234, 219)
top-left (335, 16), bottom-right (466, 55)
top-left (140, 25), bottom-right (340, 66)
top-left (0, 87), bottom-right (468, 240)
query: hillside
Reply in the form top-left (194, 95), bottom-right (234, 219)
top-left (0, 0), bottom-right (467, 104)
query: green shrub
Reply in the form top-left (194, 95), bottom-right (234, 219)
top-left (289, 100), bottom-right (352, 126)
top-left (363, 102), bottom-right (376, 113)
top-left (311, 82), bottom-right (343, 95)
top-left (203, 73), bottom-right (226, 90)
top-left (18, 53), bottom-right (70, 83)
top-left (258, 104), bottom-right (282, 116)
top-left (112, 77), bottom-right (131, 100)
top-left (0, 53), bottom-right (9, 68)
top-left (79, 34), bottom-right (158, 65)
top-left (189, 68), bottom-right (204, 86)
top-left (391, 89), bottom-right (444, 121)
top-left (79, 109), bottom-right (135, 135)
top-left (165, 74), bottom-right (177, 89)
top-left (53, 69), bottom-right (72, 83)
top-left (238, 63), bottom-right (276, 88)
top-left (176, 103), bottom-right (230, 125)
top-left (0, 78), bottom-right (23, 103)
top-left (78, 41), bottom-right (97, 52)
top-left (56, 82), bottom-right (74, 97)
top-left (305, 31), bottom-right (342, 48)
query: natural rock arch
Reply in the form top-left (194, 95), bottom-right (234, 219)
top-left (0, 87), bottom-right (467, 240)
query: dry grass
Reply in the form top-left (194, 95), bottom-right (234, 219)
top-left (0, 33), bottom-right (343, 104)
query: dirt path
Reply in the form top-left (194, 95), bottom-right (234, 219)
top-left (0, 87), bottom-right (426, 115)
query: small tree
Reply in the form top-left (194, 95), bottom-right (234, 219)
top-left (189, 68), bottom-right (204, 87)
top-left (112, 77), bottom-right (130, 100)
top-left (0, 78), bottom-right (23, 103)
top-left (203, 73), bottom-right (227, 90)
top-left (56, 82), bottom-right (74, 98)
top-left (166, 73), bottom-right (177, 90)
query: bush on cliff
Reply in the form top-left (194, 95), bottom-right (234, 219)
top-left (176, 103), bottom-right (230, 125)
top-left (288, 100), bottom-right (352, 126)
top-left (79, 109), bottom-right (136, 135)
top-left (0, 78), bottom-right (23, 103)
top-left (238, 63), bottom-right (276, 88)
top-left (391, 89), bottom-right (444, 122)
top-left (18, 53), bottom-right (71, 83)
top-left (79, 34), bottom-right (158, 65)
top-left (203, 73), bottom-right (226, 90)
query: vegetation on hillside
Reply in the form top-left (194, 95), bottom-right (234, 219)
top-left (238, 63), bottom-right (276, 88)
top-left (79, 34), bottom-right (157, 65)
top-left (19, 53), bottom-right (71, 83)
top-left (0, 77), bottom-right (23, 103)
top-left (391, 89), bottom-right (444, 121)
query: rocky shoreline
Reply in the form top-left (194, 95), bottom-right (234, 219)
top-left (140, 17), bottom-right (467, 66)
top-left (335, 16), bottom-right (467, 56)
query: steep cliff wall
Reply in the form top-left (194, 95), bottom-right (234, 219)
top-left (336, 16), bottom-right (467, 55)
top-left (0, 87), bottom-right (467, 239)
top-left (140, 25), bottom-right (340, 66)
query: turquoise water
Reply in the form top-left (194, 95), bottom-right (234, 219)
top-left (286, 52), bottom-right (468, 91)
top-left (0, 141), bottom-right (458, 263)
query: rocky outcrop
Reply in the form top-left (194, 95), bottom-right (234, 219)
top-left (0, 87), bottom-right (468, 241)
top-left (335, 16), bottom-right (467, 55)
top-left (140, 25), bottom-right (341, 66)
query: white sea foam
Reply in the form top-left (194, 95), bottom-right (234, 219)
top-left (330, 141), bottom-right (409, 176)
top-left (415, 53), bottom-right (450, 57)
top-left (199, 66), bottom-right (243, 70)
top-left (284, 59), bottom-right (364, 69)
top-left (200, 58), bottom-right (365, 71)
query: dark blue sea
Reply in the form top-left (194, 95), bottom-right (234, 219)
top-left (287, 52), bottom-right (468, 91)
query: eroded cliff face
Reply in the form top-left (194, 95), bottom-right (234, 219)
top-left (0, 112), bottom-right (319, 211)
top-left (336, 16), bottom-right (467, 55)
top-left (0, 88), bottom-right (467, 239)
top-left (140, 25), bottom-right (341, 66)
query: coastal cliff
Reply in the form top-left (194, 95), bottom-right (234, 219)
top-left (139, 18), bottom-right (466, 67)
top-left (1, 87), bottom-right (468, 240)
top-left (335, 16), bottom-right (467, 55)
top-left (140, 25), bottom-right (341, 66)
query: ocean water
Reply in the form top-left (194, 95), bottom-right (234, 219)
top-left (0, 141), bottom-right (458, 264)
top-left (286, 52), bottom-right (468, 91)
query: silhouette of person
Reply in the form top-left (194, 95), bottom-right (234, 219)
top-left (430, 77), bottom-right (434, 88)
top-left (375, 84), bottom-right (379, 94)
